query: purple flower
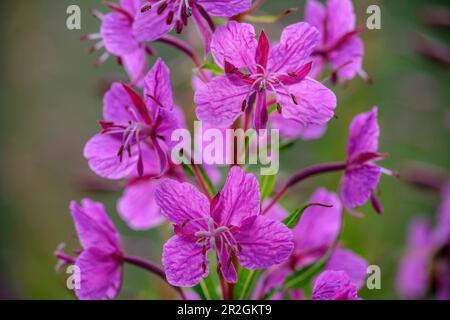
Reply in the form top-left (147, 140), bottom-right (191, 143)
top-left (155, 166), bottom-right (294, 287)
top-left (84, 58), bottom-right (184, 180)
top-left (134, 0), bottom-right (252, 51)
top-left (312, 270), bottom-right (359, 300)
top-left (340, 107), bottom-right (391, 211)
top-left (326, 248), bottom-right (368, 289)
top-left (70, 199), bottom-right (124, 300)
top-left (84, 0), bottom-right (152, 85)
top-left (396, 218), bottom-right (434, 299)
top-left (194, 21), bottom-right (337, 130)
top-left (305, 0), bottom-right (366, 83)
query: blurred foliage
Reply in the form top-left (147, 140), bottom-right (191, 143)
top-left (0, 0), bottom-right (449, 299)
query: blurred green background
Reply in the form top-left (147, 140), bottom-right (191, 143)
top-left (0, 0), bottom-right (449, 299)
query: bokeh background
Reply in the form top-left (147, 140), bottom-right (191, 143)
top-left (0, 0), bottom-right (449, 299)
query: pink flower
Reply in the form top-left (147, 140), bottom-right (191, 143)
top-left (340, 107), bottom-right (391, 211)
top-left (134, 0), bottom-right (252, 52)
top-left (84, 0), bottom-right (152, 85)
top-left (70, 199), bottom-right (124, 300)
top-left (194, 21), bottom-right (337, 130)
top-left (312, 270), bottom-right (359, 300)
top-left (326, 248), bottom-right (368, 289)
top-left (155, 166), bottom-right (294, 287)
top-left (84, 58), bottom-right (184, 180)
top-left (305, 0), bottom-right (366, 82)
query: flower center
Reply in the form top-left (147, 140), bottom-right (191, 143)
top-left (141, 0), bottom-right (193, 33)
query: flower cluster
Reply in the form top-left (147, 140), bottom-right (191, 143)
top-left (56, 0), bottom-right (396, 300)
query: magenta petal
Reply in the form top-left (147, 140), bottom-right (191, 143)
top-left (196, 0), bottom-right (252, 18)
top-left (347, 107), bottom-right (379, 161)
top-left (218, 240), bottom-right (238, 283)
top-left (133, 4), bottom-right (175, 42)
top-left (326, 0), bottom-right (356, 44)
top-left (155, 179), bottom-right (210, 227)
top-left (252, 264), bottom-right (291, 299)
top-left (263, 199), bottom-right (289, 221)
top-left (162, 236), bottom-right (208, 287)
top-left (75, 248), bottom-right (122, 300)
top-left (305, 0), bottom-right (326, 36)
top-left (210, 21), bottom-right (257, 69)
top-left (122, 47), bottom-right (147, 87)
top-left (341, 163), bottom-right (382, 209)
top-left (212, 166), bottom-right (260, 227)
top-left (326, 248), bottom-right (368, 289)
top-left (144, 58), bottom-right (174, 112)
top-left (103, 83), bottom-right (136, 123)
top-left (330, 37), bottom-right (364, 82)
top-left (312, 270), bottom-right (359, 300)
top-left (270, 112), bottom-right (327, 141)
top-left (195, 75), bottom-right (250, 128)
top-left (294, 188), bottom-right (342, 266)
top-left (120, 0), bottom-right (141, 16)
top-left (70, 199), bottom-right (120, 252)
top-left (268, 22), bottom-right (320, 74)
top-left (84, 134), bottom-right (142, 180)
top-left (117, 179), bottom-right (164, 230)
top-left (235, 216), bottom-right (294, 269)
top-left (277, 77), bottom-right (337, 126)
top-left (101, 13), bottom-right (139, 56)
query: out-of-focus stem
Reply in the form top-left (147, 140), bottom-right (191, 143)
top-left (157, 35), bottom-right (209, 82)
top-left (124, 255), bottom-right (186, 300)
top-left (263, 162), bottom-right (347, 214)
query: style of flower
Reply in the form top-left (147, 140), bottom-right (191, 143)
top-left (305, 0), bottom-right (367, 83)
top-left (194, 21), bottom-right (337, 130)
top-left (155, 166), bottom-right (294, 287)
top-left (65, 199), bottom-right (124, 300)
top-left (84, 58), bottom-right (184, 181)
top-left (312, 270), bottom-right (359, 300)
top-left (134, 0), bottom-right (252, 52)
top-left (340, 106), bottom-right (393, 212)
top-left (83, 0), bottom-right (153, 85)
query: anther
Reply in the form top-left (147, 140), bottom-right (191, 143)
top-left (237, 243), bottom-right (243, 253)
top-left (176, 20), bottom-right (183, 34)
top-left (202, 244), bottom-right (207, 256)
top-left (241, 100), bottom-right (247, 112)
top-left (166, 11), bottom-right (174, 25)
top-left (141, 4), bottom-right (152, 13)
top-left (202, 261), bottom-right (207, 273)
top-left (288, 72), bottom-right (297, 77)
top-left (157, 2), bottom-right (168, 15)
top-left (276, 103), bottom-right (282, 114)
top-left (217, 263), bottom-right (222, 274)
top-left (291, 94), bottom-right (298, 105)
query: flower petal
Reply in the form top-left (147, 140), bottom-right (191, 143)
top-left (330, 37), bottom-right (364, 82)
top-left (346, 107), bottom-right (379, 161)
top-left (103, 83), bottom-right (136, 123)
top-left (294, 188), bottom-right (342, 266)
top-left (84, 134), bottom-right (157, 180)
top-left (212, 166), bottom-right (260, 227)
top-left (120, 0), bottom-right (141, 16)
top-left (144, 58), bottom-right (174, 113)
top-left (268, 22), bottom-right (320, 74)
top-left (326, 0), bottom-right (356, 45)
top-left (210, 21), bottom-right (257, 69)
top-left (326, 248), bottom-right (368, 289)
top-left (263, 199), bottom-right (289, 221)
top-left (162, 236), bottom-right (209, 287)
top-left (192, 6), bottom-right (213, 54)
top-left (312, 270), bottom-right (359, 300)
top-left (235, 216), bottom-right (294, 269)
top-left (277, 77), bottom-right (337, 126)
top-left (196, 0), bottom-right (252, 17)
top-left (195, 75), bottom-right (250, 128)
top-left (133, 4), bottom-right (175, 42)
top-left (101, 13), bottom-right (138, 56)
top-left (305, 0), bottom-right (326, 36)
top-left (155, 179), bottom-right (210, 227)
top-left (117, 179), bottom-right (165, 230)
top-left (122, 47), bottom-right (147, 87)
top-left (70, 199), bottom-right (120, 252)
top-left (270, 112), bottom-right (327, 141)
top-left (75, 248), bottom-right (122, 300)
top-left (340, 163), bottom-right (382, 209)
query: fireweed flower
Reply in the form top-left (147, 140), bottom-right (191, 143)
top-left (305, 0), bottom-right (367, 83)
top-left (84, 58), bottom-right (184, 180)
top-left (155, 166), bottom-right (294, 287)
top-left (312, 270), bottom-right (359, 300)
top-left (195, 21), bottom-right (337, 130)
top-left (67, 199), bottom-right (123, 300)
top-left (134, 0), bottom-right (252, 52)
top-left (83, 0), bottom-right (153, 85)
top-left (341, 106), bottom-right (393, 212)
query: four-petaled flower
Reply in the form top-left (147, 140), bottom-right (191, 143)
top-left (305, 0), bottom-right (367, 83)
top-left (155, 166), bottom-right (294, 287)
top-left (84, 58), bottom-right (184, 180)
top-left (84, 0), bottom-right (153, 85)
top-left (195, 21), bottom-right (337, 130)
top-left (340, 106), bottom-right (393, 212)
top-left (312, 270), bottom-right (360, 300)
